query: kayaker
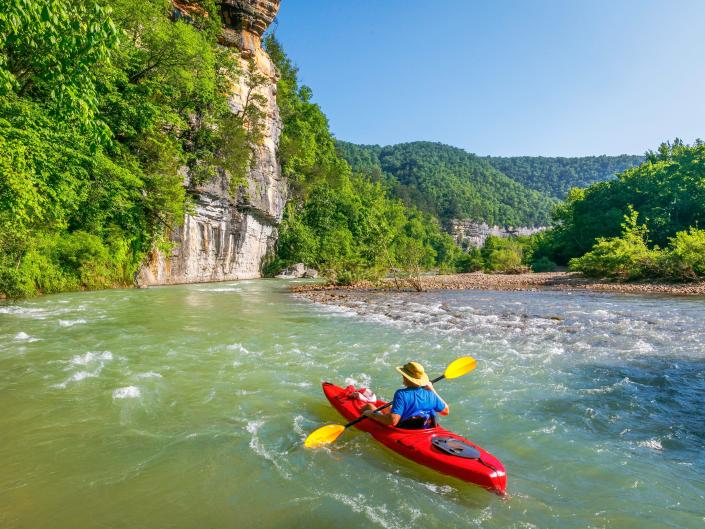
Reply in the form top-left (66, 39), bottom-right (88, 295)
top-left (361, 361), bottom-right (449, 429)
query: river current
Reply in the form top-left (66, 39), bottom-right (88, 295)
top-left (1, 280), bottom-right (703, 528)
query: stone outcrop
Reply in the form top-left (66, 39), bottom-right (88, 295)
top-left (276, 263), bottom-right (319, 279)
top-left (451, 220), bottom-right (545, 249)
top-left (138, 0), bottom-right (285, 286)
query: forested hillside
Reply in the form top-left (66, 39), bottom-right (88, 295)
top-left (337, 141), bottom-right (556, 227)
top-left (485, 155), bottom-right (643, 199)
top-left (532, 139), bottom-right (705, 280)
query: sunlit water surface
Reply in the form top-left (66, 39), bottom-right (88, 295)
top-left (1, 280), bottom-right (704, 529)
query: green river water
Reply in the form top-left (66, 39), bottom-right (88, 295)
top-left (1, 280), bottom-right (704, 528)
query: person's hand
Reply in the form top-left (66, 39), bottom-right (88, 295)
top-left (424, 382), bottom-right (434, 390)
top-left (362, 410), bottom-right (374, 417)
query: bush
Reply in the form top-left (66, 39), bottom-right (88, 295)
top-left (666, 227), bottom-right (705, 280)
top-left (455, 248), bottom-right (484, 272)
top-left (481, 236), bottom-right (525, 272)
top-left (530, 256), bottom-right (557, 272)
top-left (569, 208), bottom-right (660, 280)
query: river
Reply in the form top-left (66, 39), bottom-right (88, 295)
top-left (1, 280), bottom-right (703, 528)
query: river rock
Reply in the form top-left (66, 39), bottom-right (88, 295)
top-left (303, 268), bottom-right (318, 279)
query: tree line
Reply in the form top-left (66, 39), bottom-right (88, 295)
top-left (1, 0), bottom-right (258, 297)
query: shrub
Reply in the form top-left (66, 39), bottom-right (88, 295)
top-left (569, 208), bottom-right (659, 280)
top-left (666, 227), bottom-right (705, 280)
top-left (531, 256), bottom-right (557, 272)
top-left (455, 248), bottom-right (484, 272)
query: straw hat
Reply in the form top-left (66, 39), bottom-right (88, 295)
top-left (396, 361), bottom-right (430, 386)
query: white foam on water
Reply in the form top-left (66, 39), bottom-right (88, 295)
top-left (59, 319), bottom-right (87, 327)
top-left (71, 371), bottom-right (96, 382)
top-left (227, 343), bottom-right (260, 356)
top-left (135, 371), bottom-right (162, 379)
top-left (13, 332), bottom-right (38, 342)
top-left (631, 339), bottom-right (655, 353)
top-left (70, 351), bottom-right (113, 366)
top-left (421, 482), bottom-right (455, 495)
top-left (637, 438), bottom-right (663, 451)
top-left (0, 306), bottom-right (45, 316)
top-left (234, 389), bottom-right (259, 396)
top-left (344, 373), bottom-right (372, 389)
top-left (282, 381), bottom-right (312, 388)
top-left (292, 415), bottom-right (307, 436)
top-left (113, 386), bottom-right (141, 399)
top-left (582, 377), bottom-right (632, 395)
top-left (246, 420), bottom-right (292, 480)
top-left (326, 493), bottom-right (405, 529)
top-left (53, 369), bottom-right (101, 388)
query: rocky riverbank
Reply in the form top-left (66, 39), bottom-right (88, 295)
top-left (291, 272), bottom-right (705, 303)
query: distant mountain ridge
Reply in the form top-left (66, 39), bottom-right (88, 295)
top-left (484, 154), bottom-right (644, 199)
top-left (337, 141), bottom-right (643, 227)
top-left (336, 141), bottom-right (556, 227)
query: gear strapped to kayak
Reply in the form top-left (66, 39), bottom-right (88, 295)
top-left (431, 436), bottom-right (500, 473)
top-left (431, 437), bottom-right (481, 458)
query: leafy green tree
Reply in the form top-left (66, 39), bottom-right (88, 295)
top-left (543, 140), bottom-right (705, 266)
top-left (0, 0), bottom-right (254, 297)
top-left (0, 0), bottom-right (119, 142)
top-left (568, 208), bottom-right (659, 280)
top-left (664, 228), bottom-right (705, 280)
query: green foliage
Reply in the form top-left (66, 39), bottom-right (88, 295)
top-left (455, 248), bottom-right (484, 273)
top-left (0, 0), bottom-right (254, 297)
top-left (481, 236), bottom-right (526, 273)
top-left (485, 155), bottom-right (643, 199)
top-left (530, 256), bottom-right (557, 273)
top-left (0, 0), bottom-right (119, 143)
top-left (668, 228), bottom-right (705, 279)
top-left (337, 141), bottom-right (556, 227)
top-left (568, 208), bottom-right (661, 280)
top-left (543, 140), bottom-right (705, 265)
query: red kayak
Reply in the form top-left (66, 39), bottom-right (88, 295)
top-left (322, 382), bottom-right (507, 495)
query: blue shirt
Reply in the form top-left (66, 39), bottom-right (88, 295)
top-left (391, 387), bottom-right (446, 422)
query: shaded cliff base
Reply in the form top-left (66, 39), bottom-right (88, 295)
top-left (292, 272), bottom-right (705, 300)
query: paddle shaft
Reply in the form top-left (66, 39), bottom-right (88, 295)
top-left (343, 374), bottom-right (446, 429)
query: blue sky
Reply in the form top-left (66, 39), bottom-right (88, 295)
top-left (273, 0), bottom-right (705, 156)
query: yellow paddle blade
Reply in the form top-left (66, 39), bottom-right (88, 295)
top-left (304, 424), bottom-right (346, 448)
top-left (444, 356), bottom-right (478, 379)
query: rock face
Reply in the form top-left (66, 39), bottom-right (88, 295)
top-left (138, 0), bottom-right (285, 286)
top-left (276, 263), bottom-right (319, 279)
top-left (451, 220), bottom-right (545, 249)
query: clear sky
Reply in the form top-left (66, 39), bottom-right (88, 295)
top-left (273, 0), bottom-right (705, 156)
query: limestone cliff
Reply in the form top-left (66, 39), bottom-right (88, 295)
top-left (451, 220), bottom-right (545, 249)
top-left (138, 0), bottom-right (284, 285)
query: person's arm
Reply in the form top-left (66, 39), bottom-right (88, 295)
top-left (425, 382), bottom-right (449, 415)
top-left (362, 409), bottom-right (401, 426)
top-left (363, 390), bottom-right (404, 426)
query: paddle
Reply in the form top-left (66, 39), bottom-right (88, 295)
top-left (304, 356), bottom-right (477, 448)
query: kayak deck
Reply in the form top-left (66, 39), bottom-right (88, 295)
top-left (322, 382), bottom-right (507, 495)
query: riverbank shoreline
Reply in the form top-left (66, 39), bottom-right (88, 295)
top-left (291, 272), bottom-right (705, 302)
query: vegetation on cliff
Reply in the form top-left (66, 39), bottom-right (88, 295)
top-left (337, 141), bottom-right (556, 227)
top-left (0, 0), bottom-right (253, 297)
